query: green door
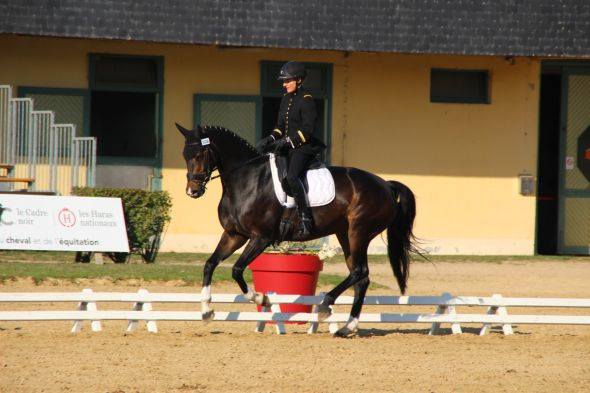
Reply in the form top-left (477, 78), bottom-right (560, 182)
top-left (558, 68), bottom-right (590, 254)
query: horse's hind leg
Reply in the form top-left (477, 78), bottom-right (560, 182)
top-left (317, 232), bottom-right (350, 320)
top-left (325, 232), bottom-right (370, 337)
top-left (334, 277), bottom-right (370, 337)
top-left (335, 233), bottom-right (370, 337)
top-left (318, 231), bottom-right (370, 333)
top-left (201, 231), bottom-right (247, 321)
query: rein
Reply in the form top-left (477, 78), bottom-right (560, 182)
top-left (186, 141), bottom-right (268, 185)
top-left (209, 154), bottom-right (268, 181)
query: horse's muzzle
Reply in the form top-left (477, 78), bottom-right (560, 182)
top-left (187, 185), bottom-right (206, 198)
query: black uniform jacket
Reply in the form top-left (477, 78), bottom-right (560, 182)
top-left (271, 89), bottom-right (324, 154)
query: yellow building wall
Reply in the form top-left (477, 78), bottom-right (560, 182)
top-left (0, 35), bottom-right (540, 254)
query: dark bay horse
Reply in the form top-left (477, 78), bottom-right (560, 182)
top-left (177, 123), bottom-right (418, 337)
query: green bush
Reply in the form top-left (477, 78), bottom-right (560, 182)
top-left (72, 187), bottom-right (172, 262)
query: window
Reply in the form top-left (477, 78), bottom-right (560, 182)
top-left (91, 56), bottom-right (160, 89)
top-left (194, 95), bottom-right (261, 146)
top-left (89, 54), bottom-right (163, 160)
top-left (19, 87), bottom-right (89, 137)
top-left (430, 69), bottom-right (490, 104)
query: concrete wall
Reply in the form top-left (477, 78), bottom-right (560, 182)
top-left (0, 35), bottom-right (541, 254)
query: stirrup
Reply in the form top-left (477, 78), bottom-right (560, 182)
top-left (279, 218), bottom-right (294, 240)
top-left (298, 215), bottom-right (313, 236)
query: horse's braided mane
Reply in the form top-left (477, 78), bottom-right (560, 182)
top-left (202, 125), bottom-right (261, 157)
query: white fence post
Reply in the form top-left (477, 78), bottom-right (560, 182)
top-left (254, 308), bottom-right (267, 333)
top-left (254, 292), bottom-right (285, 334)
top-left (327, 305), bottom-right (339, 334)
top-left (126, 289), bottom-right (158, 333)
top-left (71, 288), bottom-right (101, 333)
top-left (429, 292), bottom-right (462, 335)
top-left (479, 294), bottom-right (513, 336)
top-left (307, 292), bottom-right (324, 334)
top-left (308, 292), bottom-right (337, 334)
top-left (271, 302), bottom-right (286, 335)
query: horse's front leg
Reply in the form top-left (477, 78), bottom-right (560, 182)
top-left (231, 237), bottom-right (272, 307)
top-left (201, 231), bottom-right (247, 321)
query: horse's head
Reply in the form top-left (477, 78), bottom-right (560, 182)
top-left (176, 123), bottom-right (217, 199)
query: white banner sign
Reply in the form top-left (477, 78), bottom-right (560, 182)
top-left (0, 195), bottom-right (129, 252)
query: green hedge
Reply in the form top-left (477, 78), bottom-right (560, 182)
top-left (72, 187), bottom-right (172, 262)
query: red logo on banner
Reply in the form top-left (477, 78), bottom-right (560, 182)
top-left (58, 208), bottom-right (76, 227)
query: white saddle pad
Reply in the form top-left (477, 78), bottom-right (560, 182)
top-left (269, 153), bottom-right (335, 208)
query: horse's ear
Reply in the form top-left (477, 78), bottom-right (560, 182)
top-left (175, 123), bottom-right (192, 138)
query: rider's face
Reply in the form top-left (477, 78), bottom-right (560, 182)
top-left (283, 79), bottom-right (298, 93)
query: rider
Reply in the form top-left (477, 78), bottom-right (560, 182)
top-left (257, 61), bottom-right (323, 236)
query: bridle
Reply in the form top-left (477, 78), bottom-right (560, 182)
top-left (185, 140), bottom-right (268, 192)
top-left (185, 141), bottom-right (218, 192)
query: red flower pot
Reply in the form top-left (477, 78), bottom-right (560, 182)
top-left (249, 253), bottom-right (323, 322)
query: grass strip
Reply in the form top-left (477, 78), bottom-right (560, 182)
top-left (0, 262), bottom-right (350, 287)
top-left (2, 250), bottom-right (588, 265)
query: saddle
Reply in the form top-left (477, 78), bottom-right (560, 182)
top-left (268, 153), bottom-right (335, 209)
top-left (270, 153), bottom-right (334, 240)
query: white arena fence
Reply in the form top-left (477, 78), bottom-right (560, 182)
top-left (1, 290), bottom-right (589, 335)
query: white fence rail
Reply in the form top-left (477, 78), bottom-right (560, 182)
top-left (0, 85), bottom-right (96, 194)
top-left (1, 290), bottom-right (589, 335)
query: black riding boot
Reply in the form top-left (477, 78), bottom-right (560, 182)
top-left (288, 177), bottom-right (313, 237)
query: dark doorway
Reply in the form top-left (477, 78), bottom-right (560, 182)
top-left (90, 91), bottom-right (157, 158)
top-left (535, 70), bottom-right (562, 254)
top-left (262, 97), bottom-right (281, 137)
top-left (89, 54), bottom-right (163, 190)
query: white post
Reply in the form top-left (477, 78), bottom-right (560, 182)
top-left (254, 305), bottom-right (268, 333)
top-left (126, 289), bottom-right (158, 333)
top-left (270, 302), bottom-right (286, 335)
top-left (498, 304), bottom-right (514, 335)
top-left (254, 291), bottom-right (272, 333)
top-left (71, 288), bottom-right (101, 333)
top-left (307, 292), bottom-right (324, 334)
top-left (429, 292), bottom-right (460, 335)
top-left (328, 305), bottom-right (339, 335)
top-left (428, 305), bottom-right (446, 335)
top-left (480, 294), bottom-right (513, 336)
top-left (254, 292), bottom-right (285, 334)
top-left (448, 305), bottom-right (462, 334)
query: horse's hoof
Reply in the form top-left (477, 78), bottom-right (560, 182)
top-left (317, 304), bottom-right (332, 321)
top-left (252, 292), bottom-right (270, 307)
top-left (261, 294), bottom-right (271, 308)
top-left (202, 310), bottom-right (215, 323)
top-left (333, 327), bottom-right (353, 338)
top-left (333, 325), bottom-right (357, 338)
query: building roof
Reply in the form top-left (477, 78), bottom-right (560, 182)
top-left (1, 0), bottom-right (590, 57)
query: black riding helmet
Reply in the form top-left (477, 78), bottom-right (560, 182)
top-left (277, 61), bottom-right (307, 82)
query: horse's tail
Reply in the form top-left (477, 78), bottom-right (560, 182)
top-left (387, 180), bottom-right (418, 295)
